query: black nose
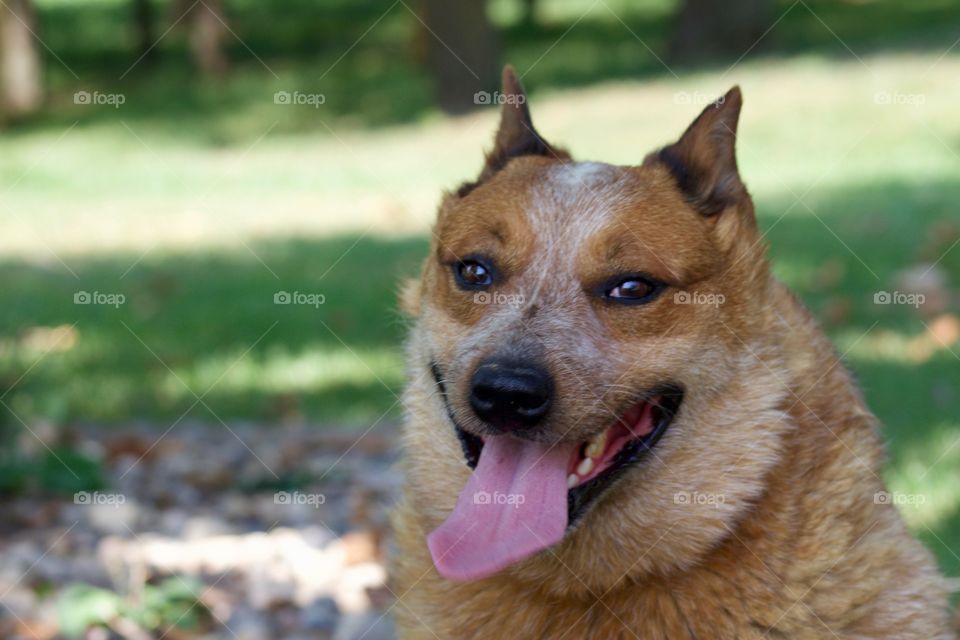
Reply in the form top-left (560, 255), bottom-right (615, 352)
top-left (469, 360), bottom-right (553, 430)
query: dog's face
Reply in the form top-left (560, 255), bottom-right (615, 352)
top-left (404, 69), bottom-right (791, 590)
top-left (429, 160), bottom-right (726, 445)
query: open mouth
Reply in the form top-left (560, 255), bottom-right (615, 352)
top-left (453, 386), bottom-right (684, 525)
top-left (427, 362), bottom-right (683, 582)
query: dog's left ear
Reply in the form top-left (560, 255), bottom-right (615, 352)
top-left (459, 66), bottom-right (568, 195)
top-left (646, 87), bottom-right (750, 219)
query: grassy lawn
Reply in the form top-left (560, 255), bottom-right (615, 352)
top-left (0, 0), bottom-right (958, 576)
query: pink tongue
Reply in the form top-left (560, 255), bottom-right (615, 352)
top-left (427, 435), bottom-right (571, 582)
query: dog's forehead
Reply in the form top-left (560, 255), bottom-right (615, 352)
top-left (534, 162), bottom-right (629, 214)
top-left (525, 161), bottom-right (636, 252)
top-left (545, 161), bottom-right (622, 192)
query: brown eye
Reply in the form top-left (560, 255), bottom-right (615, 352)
top-left (455, 259), bottom-right (494, 289)
top-left (605, 276), bottom-right (662, 304)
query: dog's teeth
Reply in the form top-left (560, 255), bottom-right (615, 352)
top-left (567, 474), bottom-right (579, 489)
top-left (576, 457), bottom-right (594, 477)
top-left (585, 432), bottom-right (607, 459)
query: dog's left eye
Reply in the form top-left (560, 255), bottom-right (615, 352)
top-left (454, 259), bottom-right (494, 289)
top-left (605, 277), bottom-right (662, 304)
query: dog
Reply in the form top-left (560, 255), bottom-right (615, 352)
top-left (391, 66), bottom-right (955, 639)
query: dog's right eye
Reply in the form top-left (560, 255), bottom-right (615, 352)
top-left (454, 259), bottom-right (494, 289)
top-left (601, 275), bottom-right (664, 305)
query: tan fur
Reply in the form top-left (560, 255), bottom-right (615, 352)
top-left (391, 70), bottom-right (955, 639)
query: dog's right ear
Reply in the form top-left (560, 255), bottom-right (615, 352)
top-left (458, 66), bottom-right (568, 196)
top-left (645, 87), bottom-right (751, 221)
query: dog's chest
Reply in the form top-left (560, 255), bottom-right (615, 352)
top-left (416, 580), bottom-right (782, 640)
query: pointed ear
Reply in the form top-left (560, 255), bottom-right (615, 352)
top-left (646, 87), bottom-right (748, 217)
top-left (460, 66), bottom-right (568, 195)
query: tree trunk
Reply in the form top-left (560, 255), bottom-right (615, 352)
top-left (191, 0), bottom-right (228, 77)
top-left (669, 0), bottom-right (775, 62)
top-left (418, 0), bottom-right (499, 115)
top-left (172, 0), bottom-right (229, 77)
top-left (132, 0), bottom-right (155, 62)
top-left (520, 0), bottom-right (538, 27)
top-left (0, 0), bottom-right (43, 119)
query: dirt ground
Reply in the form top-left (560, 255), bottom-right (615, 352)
top-left (0, 421), bottom-right (402, 639)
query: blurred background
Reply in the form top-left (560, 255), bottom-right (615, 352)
top-left (0, 0), bottom-right (958, 637)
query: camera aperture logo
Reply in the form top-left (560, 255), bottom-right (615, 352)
top-left (874, 491), bottom-right (925, 506)
top-left (473, 490), bottom-right (525, 509)
top-left (473, 90), bottom-right (526, 106)
top-left (673, 91), bottom-right (725, 106)
top-left (473, 291), bottom-right (525, 307)
top-left (873, 290), bottom-right (924, 308)
top-left (74, 290), bottom-right (126, 308)
top-left (674, 491), bottom-right (725, 508)
top-left (873, 90), bottom-right (925, 108)
top-left (74, 491), bottom-right (126, 507)
top-left (673, 291), bottom-right (725, 307)
top-left (74, 90), bottom-right (126, 108)
top-left (274, 290), bottom-right (326, 308)
top-left (274, 491), bottom-right (326, 508)
top-left (274, 90), bottom-right (326, 108)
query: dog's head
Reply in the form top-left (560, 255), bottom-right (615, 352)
top-left (404, 67), bottom-right (791, 590)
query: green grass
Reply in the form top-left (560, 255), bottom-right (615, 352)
top-left (0, 236), bottom-right (424, 425)
top-left (1, 0), bottom-right (958, 577)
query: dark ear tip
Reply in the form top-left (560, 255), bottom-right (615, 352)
top-left (723, 86), bottom-right (742, 109)
top-left (501, 65), bottom-right (522, 95)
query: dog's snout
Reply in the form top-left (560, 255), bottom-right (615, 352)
top-left (469, 360), bottom-right (553, 430)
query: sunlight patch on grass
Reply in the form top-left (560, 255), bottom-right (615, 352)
top-left (838, 326), bottom-right (960, 365)
top-left (163, 345), bottom-right (405, 398)
top-left (887, 424), bottom-right (960, 530)
top-left (3, 54), bottom-right (960, 258)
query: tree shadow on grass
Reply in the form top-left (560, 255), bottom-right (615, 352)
top-left (0, 177), bottom-right (956, 421)
top-left (0, 234), bottom-right (428, 427)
